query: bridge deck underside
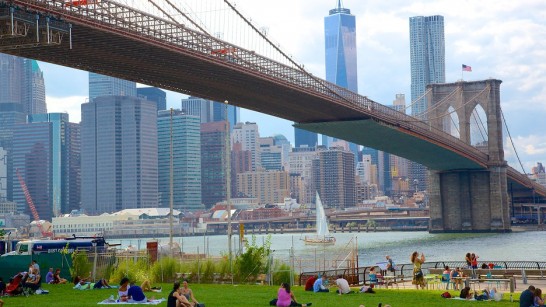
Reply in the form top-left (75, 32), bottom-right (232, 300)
top-left (296, 120), bottom-right (485, 171)
top-left (0, 15), bottom-right (364, 124)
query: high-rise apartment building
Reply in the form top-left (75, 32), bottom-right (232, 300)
top-left (288, 146), bottom-right (317, 205)
top-left (409, 15), bottom-right (445, 192)
top-left (324, 2), bottom-right (359, 162)
top-left (12, 113), bottom-right (77, 220)
top-left (201, 121), bottom-right (228, 208)
top-left (312, 147), bottom-right (355, 209)
top-left (88, 73), bottom-right (137, 100)
top-left (137, 87), bottom-right (167, 111)
top-left (81, 96), bottom-right (158, 214)
top-left (157, 110), bottom-right (202, 211)
top-left (232, 122), bottom-right (260, 171)
top-left (259, 137), bottom-right (283, 171)
top-left (236, 170), bottom-right (290, 204)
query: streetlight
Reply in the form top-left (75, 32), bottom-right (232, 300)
top-left (169, 108), bottom-right (174, 257)
top-left (224, 100), bottom-right (233, 281)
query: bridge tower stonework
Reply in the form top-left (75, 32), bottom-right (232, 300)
top-left (426, 79), bottom-right (510, 232)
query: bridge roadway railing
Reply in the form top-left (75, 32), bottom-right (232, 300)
top-left (12, 0), bottom-right (487, 165)
top-left (507, 166), bottom-right (546, 196)
top-left (299, 260), bottom-right (546, 286)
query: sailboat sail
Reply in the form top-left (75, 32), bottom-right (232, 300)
top-left (303, 192), bottom-right (335, 245)
top-left (316, 193), bottom-right (329, 237)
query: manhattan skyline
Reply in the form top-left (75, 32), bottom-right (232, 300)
top-left (38, 0), bottom-right (546, 172)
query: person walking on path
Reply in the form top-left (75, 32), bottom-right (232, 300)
top-left (411, 251), bottom-right (425, 289)
top-left (385, 255), bottom-right (395, 274)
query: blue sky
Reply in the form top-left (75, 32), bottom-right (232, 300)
top-left (43, 0), bottom-right (546, 172)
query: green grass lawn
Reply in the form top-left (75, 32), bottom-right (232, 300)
top-left (1, 283), bottom-right (522, 306)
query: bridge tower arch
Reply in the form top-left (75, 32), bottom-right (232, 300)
top-left (426, 79), bottom-right (510, 232)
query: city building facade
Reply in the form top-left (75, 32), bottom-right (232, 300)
top-left (88, 72), bottom-right (137, 100)
top-left (137, 87), bottom-right (167, 111)
top-left (409, 15), bottom-right (445, 192)
top-left (236, 170), bottom-right (290, 204)
top-left (232, 122), bottom-right (260, 171)
top-left (324, 2), bottom-right (359, 160)
top-left (81, 96), bottom-right (158, 214)
top-left (200, 121), bottom-right (228, 208)
top-left (157, 110), bottom-right (202, 211)
top-left (312, 147), bottom-right (355, 209)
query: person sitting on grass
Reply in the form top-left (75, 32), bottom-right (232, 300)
top-left (460, 286), bottom-right (473, 300)
top-left (535, 288), bottom-right (545, 307)
top-left (304, 275), bottom-right (317, 291)
top-left (313, 275), bottom-right (329, 293)
top-left (24, 268), bottom-right (41, 291)
top-left (180, 280), bottom-right (200, 306)
top-left (335, 274), bottom-right (352, 294)
top-left (167, 281), bottom-right (193, 307)
top-left (53, 269), bottom-right (67, 284)
top-left (45, 268), bottom-right (54, 284)
top-left (127, 280), bottom-right (152, 303)
top-left (520, 285), bottom-right (535, 307)
top-left (269, 282), bottom-right (312, 307)
top-left (118, 277), bottom-right (130, 302)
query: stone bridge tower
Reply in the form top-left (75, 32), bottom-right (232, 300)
top-left (425, 79), bottom-right (510, 232)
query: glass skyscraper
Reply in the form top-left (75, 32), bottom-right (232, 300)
top-left (11, 113), bottom-right (77, 220)
top-left (0, 54), bottom-right (46, 205)
top-left (81, 96), bottom-right (158, 214)
top-left (157, 109), bottom-right (202, 211)
top-left (409, 15), bottom-right (445, 191)
top-left (294, 127), bottom-right (318, 148)
top-left (200, 121), bottom-right (228, 208)
top-left (88, 72), bottom-right (137, 101)
top-left (137, 87), bottom-right (167, 111)
top-left (181, 97), bottom-right (239, 131)
top-left (409, 15), bottom-right (445, 116)
top-left (324, 2), bottom-right (359, 162)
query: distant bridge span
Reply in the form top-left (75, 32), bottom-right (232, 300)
top-left (1, 0), bottom-right (545, 229)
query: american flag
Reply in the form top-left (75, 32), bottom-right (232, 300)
top-left (462, 64), bottom-right (472, 72)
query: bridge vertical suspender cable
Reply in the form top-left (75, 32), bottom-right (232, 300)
top-left (501, 108), bottom-right (528, 175)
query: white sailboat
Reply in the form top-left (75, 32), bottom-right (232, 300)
top-left (303, 193), bottom-right (336, 245)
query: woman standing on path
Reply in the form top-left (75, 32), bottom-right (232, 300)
top-left (411, 251), bottom-right (425, 289)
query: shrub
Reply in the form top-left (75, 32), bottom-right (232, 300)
top-left (109, 257), bottom-right (150, 284)
top-left (70, 251), bottom-right (92, 281)
top-left (150, 257), bottom-right (181, 283)
top-left (234, 235), bottom-right (271, 283)
top-left (272, 262), bottom-right (293, 285)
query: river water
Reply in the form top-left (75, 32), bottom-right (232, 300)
top-left (109, 230), bottom-right (545, 266)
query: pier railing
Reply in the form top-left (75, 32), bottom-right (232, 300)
top-left (299, 261), bottom-right (546, 286)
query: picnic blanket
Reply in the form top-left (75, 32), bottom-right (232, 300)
top-left (98, 298), bottom-right (165, 305)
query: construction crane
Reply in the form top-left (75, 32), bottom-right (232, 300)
top-left (15, 168), bottom-right (53, 238)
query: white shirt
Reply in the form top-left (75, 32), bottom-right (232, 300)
top-left (335, 278), bottom-right (351, 294)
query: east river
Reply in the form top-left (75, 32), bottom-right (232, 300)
top-left (109, 230), bottom-right (546, 266)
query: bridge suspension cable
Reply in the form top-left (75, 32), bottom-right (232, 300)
top-left (501, 108), bottom-right (527, 175)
